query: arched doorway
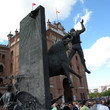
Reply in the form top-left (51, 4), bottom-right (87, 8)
top-left (63, 78), bottom-right (73, 103)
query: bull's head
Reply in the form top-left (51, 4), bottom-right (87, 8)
top-left (62, 35), bottom-right (73, 51)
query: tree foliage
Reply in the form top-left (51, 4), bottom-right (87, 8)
top-left (89, 88), bottom-right (110, 99)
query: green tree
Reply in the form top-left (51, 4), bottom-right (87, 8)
top-left (89, 88), bottom-right (110, 99)
top-left (89, 93), bottom-right (98, 99)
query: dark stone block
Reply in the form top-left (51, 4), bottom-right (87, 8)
top-left (17, 5), bottom-right (51, 110)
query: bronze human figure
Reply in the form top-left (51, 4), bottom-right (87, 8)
top-left (0, 85), bottom-right (22, 110)
top-left (62, 19), bottom-right (90, 74)
top-left (0, 83), bottom-right (45, 110)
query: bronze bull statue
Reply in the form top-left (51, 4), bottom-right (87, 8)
top-left (48, 38), bottom-right (82, 88)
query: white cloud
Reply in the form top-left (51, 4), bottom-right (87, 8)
top-left (84, 36), bottom-right (110, 71)
top-left (81, 9), bottom-right (93, 24)
top-left (0, 0), bottom-right (23, 41)
top-left (0, 0), bottom-right (78, 41)
top-left (0, 39), bottom-right (3, 43)
top-left (87, 72), bottom-right (110, 89)
top-left (74, 13), bottom-right (80, 24)
top-left (106, 63), bottom-right (110, 67)
top-left (74, 9), bottom-right (92, 30)
top-left (22, 0), bottom-right (78, 21)
top-left (80, 0), bottom-right (84, 4)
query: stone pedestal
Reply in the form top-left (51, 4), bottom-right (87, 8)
top-left (16, 6), bottom-right (51, 110)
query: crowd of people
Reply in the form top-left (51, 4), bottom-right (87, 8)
top-left (51, 97), bottom-right (110, 110)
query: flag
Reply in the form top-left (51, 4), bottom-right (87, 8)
top-left (56, 9), bottom-right (60, 23)
top-left (56, 10), bottom-right (60, 13)
top-left (32, 3), bottom-right (36, 6)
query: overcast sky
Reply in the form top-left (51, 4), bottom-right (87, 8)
top-left (0, 0), bottom-right (110, 89)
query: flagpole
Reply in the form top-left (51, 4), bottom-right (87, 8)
top-left (32, 3), bottom-right (36, 11)
top-left (32, 5), bottom-right (33, 11)
top-left (56, 9), bottom-right (59, 23)
top-left (56, 13), bottom-right (58, 23)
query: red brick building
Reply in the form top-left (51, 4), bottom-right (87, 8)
top-left (0, 20), bottom-right (89, 103)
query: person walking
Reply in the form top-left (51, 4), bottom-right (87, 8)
top-left (80, 100), bottom-right (90, 110)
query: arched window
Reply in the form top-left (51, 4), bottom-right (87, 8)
top-left (76, 56), bottom-right (78, 61)
top-left (0, 78), bottom-right (3, 83)
top-left (11, 51), bottom-right (13, 59)
top-left (77, 66), bottom-right (80, 73)
top-left (0, 65), bottom-right (3, 72)
top-left (10, 63), bottom-right (13, 74)
top-left (50, 93), bottom-right (53, 100)
top-left (2, 54), bottom-right (5, 59)
top-left (0, 53), bottom-right (1, 59)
